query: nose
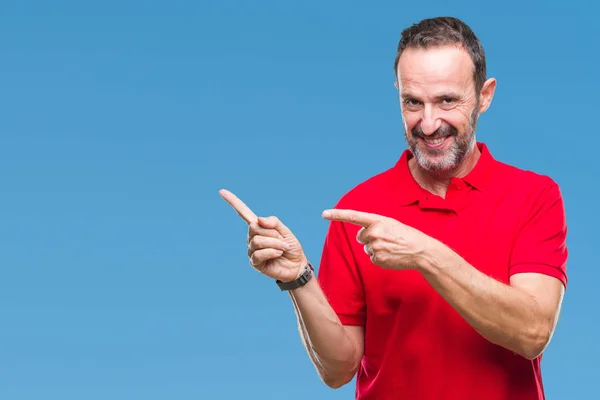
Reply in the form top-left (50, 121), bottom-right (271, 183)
top-left (419, 105), bottom-right (442, 135)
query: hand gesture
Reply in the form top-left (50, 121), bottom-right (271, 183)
top-left (322, 209), bottom-right (433, 270)
top-left (220, 189), bottom-right (308, 282)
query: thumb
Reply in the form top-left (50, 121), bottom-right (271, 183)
top-left (258, 216), bottom-right (293, 237)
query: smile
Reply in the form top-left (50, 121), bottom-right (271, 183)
top-left (422, 136), bottom-right (450, 148)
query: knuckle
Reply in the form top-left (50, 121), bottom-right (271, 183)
top-left (249, 236), bottom-right (260, 249)
top-left (250, 251), bottom-right (262, 265)
top-left (356, 228), bottom-right (364, 241)
top-left (248, 222), bottom-right (260, 235)
top-left (270, 229), bottom-right (281, 238)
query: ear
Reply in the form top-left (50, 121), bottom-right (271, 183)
top-left (478, 78), bottom-right (497, 114)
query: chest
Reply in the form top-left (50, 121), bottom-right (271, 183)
top-left (358, 191), bottom-right (521, 317)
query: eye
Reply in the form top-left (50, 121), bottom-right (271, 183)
top-left (403, 98), bottom-right (422, 107)
top-left (441, 97), bottom-right (456, 105)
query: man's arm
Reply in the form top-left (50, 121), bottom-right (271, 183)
top-left (287, 274), bottom-right (364, 388)
top-left (418, 180), bottom-right (567, 359)
top-left (321, 180), bottom-right (568, 360)
top-left (218, 189), bottom-right (363, 389)
top-left (418, 248), bottom-right (564, 359)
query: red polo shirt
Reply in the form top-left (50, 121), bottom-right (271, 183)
top-left (317, 142), bottom-right (568, 400)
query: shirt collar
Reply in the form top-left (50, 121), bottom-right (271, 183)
top-left (392, 142), bottom-right (496, 206)
top-left (462, 142), bottom-right (495, 192)
top-left (392, 148), bottom-right (424, 206)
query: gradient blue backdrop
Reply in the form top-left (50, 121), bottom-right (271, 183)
top-left (1, 1), bottom-right (597, 399)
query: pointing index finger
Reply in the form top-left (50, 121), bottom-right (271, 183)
top-left (322, 209), bottom-right (381, 227)
top-left (219, 189), bottom-right (258, 224)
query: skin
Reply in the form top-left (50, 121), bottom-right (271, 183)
top-left (219, 189), bottom-right (363, 388)
top-left (396, 45), bottom-right (494, 197)
top-left (219, 44), bottom-right (565, 388)
top-left (320, 208), bottom-right (565, 361)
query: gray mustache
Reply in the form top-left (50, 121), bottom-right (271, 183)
top-left (412, 124), bottom-right (458, 139)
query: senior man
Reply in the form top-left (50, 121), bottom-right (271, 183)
top-left (220, 16), bottom-right (568, 400)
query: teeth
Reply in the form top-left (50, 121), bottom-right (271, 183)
top-left (424, 137), bottom-right (445, 145)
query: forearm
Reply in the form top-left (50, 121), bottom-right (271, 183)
top-left (418, 244), bottom-right (550, 359)
top-left (288, 277), bottom-right (361, 387)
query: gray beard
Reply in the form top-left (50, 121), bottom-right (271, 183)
top-left (407, 106), bottom-right (479, 174)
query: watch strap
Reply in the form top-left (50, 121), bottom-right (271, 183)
top-left (276, 262), bottom-right (314, 291)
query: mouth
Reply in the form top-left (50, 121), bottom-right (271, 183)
top-left (421, 136), bottom-right (451, 149)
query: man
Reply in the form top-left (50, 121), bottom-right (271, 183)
top-left (220, 16), bottom-right (568, 400)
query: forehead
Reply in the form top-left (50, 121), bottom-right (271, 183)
top-left (397, 45), bottom-right (474, 94)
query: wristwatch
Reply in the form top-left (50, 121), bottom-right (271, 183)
top-left (276, 262), bottom-right (314, 291)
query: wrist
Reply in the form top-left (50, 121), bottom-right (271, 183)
top-left (276, 259), bottom-right (313, 291)
top-left (416, 238), bottom-right (445, 274)
top-left (295, 257), bottom-right (310, 279)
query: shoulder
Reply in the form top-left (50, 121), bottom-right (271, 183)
top-left (493, 158), bottom-right (563, 197)
top-left (490, 158), bottom-right (566, 224)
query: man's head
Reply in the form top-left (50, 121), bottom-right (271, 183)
top-left (394, 17), bottom-right (496, 175)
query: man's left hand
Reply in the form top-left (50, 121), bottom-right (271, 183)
top-left (322, 209), bottom-right (436, 270)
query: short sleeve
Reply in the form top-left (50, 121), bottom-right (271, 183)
top-left (509, 180), bottom-right (569, 287)
top-left (317, 217), bottom-right (366, 326)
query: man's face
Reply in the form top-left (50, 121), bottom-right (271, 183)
top-left (396, 45), bottom-right (482, 174)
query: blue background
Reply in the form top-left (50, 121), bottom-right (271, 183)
top-left (1, 1), bottom-right (597, 398)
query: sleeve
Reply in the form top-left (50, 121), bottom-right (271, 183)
top-left (508, 179), bottom-right (569, 288)
top-left (317, 217), bottom-right (366, 326)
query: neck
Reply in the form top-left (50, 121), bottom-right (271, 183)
top-left (408, 145), bottom-right (481, 198)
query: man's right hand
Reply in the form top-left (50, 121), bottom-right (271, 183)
top-left (219, 189), bottom-right (308, 283)
top-left (220, 189), bottom-right (363, 389)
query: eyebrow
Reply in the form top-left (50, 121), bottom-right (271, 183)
top-left (401, 91), bottom-right (462, 100)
